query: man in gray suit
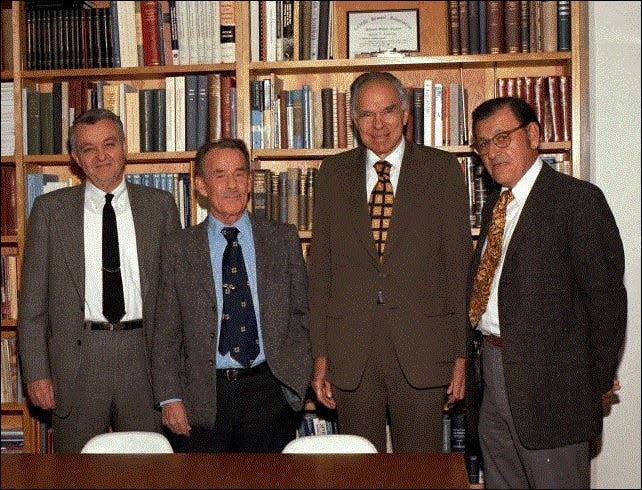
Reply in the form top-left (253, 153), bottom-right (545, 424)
top-left (465, 96), bottom-right (626, 488)
top-left (152, 138), bottom-right (311, 452)
top-left (308, 72), bottom-right (472, 452)
top-left (18, 108), bottom-right (182, 453)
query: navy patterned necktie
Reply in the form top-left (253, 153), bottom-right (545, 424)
top-left (218, 227), bottom-right (260, 367)
top-left (102, 193), bottom-right (125, 323)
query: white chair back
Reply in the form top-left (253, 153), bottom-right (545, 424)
top-left (81, 431), bottom-right (173, 454)
top-left (282, 434), bottom-right (377, 454)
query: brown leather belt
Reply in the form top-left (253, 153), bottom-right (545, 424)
top-left (84, 320), bottom-right (143, 331)
top-left (484, 334), bottom-right (503, 348)
top-left (217, 362), bottom-right (269, 381)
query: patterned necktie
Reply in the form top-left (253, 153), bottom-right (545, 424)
top-left (102, 193), bottom-right (125, 323)
top-left (369, 161), bottom-right (394, 259)
top-left (218, 227), bottom-right (260, 367)
top-left (468, 189), bottom-right (514, 327)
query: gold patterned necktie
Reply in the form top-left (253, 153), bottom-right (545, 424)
top-left (468, 189), bottom-right (514, 327)
top-left (369, 161), bottom-right (394, 259)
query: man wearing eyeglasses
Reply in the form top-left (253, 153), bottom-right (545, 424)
top-left (308, 71), bottom-right (471, 452)
top-left (465, 96), bottom-right (626, 488)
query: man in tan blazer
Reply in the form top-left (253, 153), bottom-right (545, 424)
top-left (309, 72), bottom-right (471, 452)
top-left (18, 108), bottom-right (182, 453)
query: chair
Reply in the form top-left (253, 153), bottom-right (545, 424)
top-left (282, 434), bottom-right (377, 454)
top-left (80, 431), bottom-right (174, 454)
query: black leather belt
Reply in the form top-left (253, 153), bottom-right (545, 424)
top-left (217, 362), bottom-right (269, 381)
top-left (484, 334), bottom-right (503, 348)
top-left (85, 320), bottom-right (143, 331)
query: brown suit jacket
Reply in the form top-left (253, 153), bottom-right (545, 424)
top-left (465, 163), bottom-right (627, 450)
top-left (309, 142), bottom-right (471, 390)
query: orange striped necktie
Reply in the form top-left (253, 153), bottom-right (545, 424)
top-left (369, 161), bottom-right (394, 259)
top-left (468, 189), bottom-right (514, 327)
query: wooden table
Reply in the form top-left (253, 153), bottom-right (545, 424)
top-left (2, 452), bottom-right (471, 489)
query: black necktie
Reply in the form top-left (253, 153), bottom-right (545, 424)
top-left (102, 193), bottom-right (125, 323)
top-left (218, 227), bottom-right (260, 367)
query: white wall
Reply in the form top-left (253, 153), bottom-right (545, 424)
top-left (589, 2), bottom-right (641, 488)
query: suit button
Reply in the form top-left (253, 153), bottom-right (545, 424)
top-left (209, 333), bottom-right (215, 340)
top-left (376, 290), bottom-right (385, 304)
top-left (77, 339), bottom-right (81, 346)
top-left (208, 360), bottom-right (214, 367)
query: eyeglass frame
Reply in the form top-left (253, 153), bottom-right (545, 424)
top-left (470, 122), bottom-right (530, 156)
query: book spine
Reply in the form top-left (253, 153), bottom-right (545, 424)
top-left (286, 167), bottom-right (300, 226)
top-left (447, 0), bottom-right (461, 55)
top-left (219, 0), bottom-right (236, 63)
top-left (519, 1), bottom-right (530, 52)
top-left (559, 75), bottom-right (572, 142)
top-left (196, 74), bottom-right (209, 148)
top-left (297, 169), bottom-right (307, 231)
top-left (252, 168), bottom-right (270, 220)
top-left (557, 1), bottom-right (571, 51)
top-left (271, 172), bottom-right (280, 223)
top-left (504, 1), bottom-right (521, 53)
top-left (141, 1), bottom-right (162, 66)
top-left (184, 75), bottom-right (198, 151)
top-left (467, 0), bottom-right (480, 55)
top-left (458, 1), bottom-right (470, 55)
top-left (412, 87), bottom-right (424, 146)
top-left (320, 87), bottom-right (334, 148)
top-left (541, 0), bottom-right (558, 52)
top-left (486, 1), bottom-right (504, 54)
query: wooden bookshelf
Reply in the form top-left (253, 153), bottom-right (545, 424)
top-left (1, 1), bottom-right (588, 454)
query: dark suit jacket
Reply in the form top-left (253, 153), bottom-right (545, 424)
top-left (151, 215), bottom-right (311, 428)
top-left (308, 142), bottom-right (472, 390)
top-left (465, 163), bottom-right (627, 450)
top-left (17, 182), bottom-right (182, 417)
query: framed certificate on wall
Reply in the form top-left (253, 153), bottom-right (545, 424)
top-left (347, 9), bottom-right (419, 58)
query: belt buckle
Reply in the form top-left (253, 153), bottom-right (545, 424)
top-left (225, 369), bottom-right (240, 381)
top-left (107, 322), bottom-right (117, 331)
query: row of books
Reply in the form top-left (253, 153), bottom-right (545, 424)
top-left (252, 166), bottom-right (317, 232)
top-left (1, 254), bottom-right (18, 322)
top-left (250, 1), bottom-right (333, 62)
top-left (24, 1), bottom-right (236, 71)
top-left (124, 173), bottom-right (193, 228)
top-left (1, 83), bottom-right (15, 156)
top-left (1, 335), bottom-right (23, 404)
top-left (442, 401), bottom-right (484, 484)
top-left (448, 0), bottom-right (571, 55)
top-left (21, 74), bottom-right (237, 156)
top-left (250, 78), bottom-right (355, 151)
top-left (297, 398), bottom-right (338, 438)
top-left (497, 75), bottom-right (571, 143)
top-left (0, 429), bottom-right (24, 453)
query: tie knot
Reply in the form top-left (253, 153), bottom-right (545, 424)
top-left (221, 226), bottom-right (240, 244)
top-left (374, 161), bottom-right (391, 179)
top-left (105, 193), bottom-right (114, 204)
top-left (497, 189), bottom-right (514, 208)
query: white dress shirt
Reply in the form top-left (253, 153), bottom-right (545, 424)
top-left (365, 138), bottom-right (405, 198)
top-left (477, 158), bottom-right (543, 336)
top-left (84, 180), bottom-right (143, 322)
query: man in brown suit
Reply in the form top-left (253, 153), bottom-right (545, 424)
top-left (308, 72), bottom-right (471, 452)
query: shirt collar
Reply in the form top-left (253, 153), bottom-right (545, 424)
top-left (208, 210), bottom-right (252, 239)
top-left (85, 179), bottom-right (127, 211)
top-left (503, 158), bottom-right (543, 206)
top-left (366, 138), bottom-right (406, 171)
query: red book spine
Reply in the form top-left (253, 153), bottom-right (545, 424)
top-left (141, 1), bottom-right (161, 66)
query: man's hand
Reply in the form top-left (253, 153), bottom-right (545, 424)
top-left (26, 378), bottom-right (55, 410)
top-left (311, 357), bottom-right (336, 409)
top-left (445, 357), bottom-right (466, 407)
top-left (161, 401), bottom-right (191, 436)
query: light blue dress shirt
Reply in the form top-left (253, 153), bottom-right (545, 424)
top-left (206, 211), bottom-right (266, 369)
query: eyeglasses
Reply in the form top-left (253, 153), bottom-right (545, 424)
top-left (355, 104), bottom-right (403, 125)
top-left (471, 123), bottom-right (529, 155)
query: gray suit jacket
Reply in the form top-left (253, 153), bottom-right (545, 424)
top-left (17, 182), bottom-right (182, 417)
top-left (151, 215), bottom-right (311, 428)
top-left (308, 142), bottom-right (472, 390)
top-left (465, 163), bottom-right (627, 450)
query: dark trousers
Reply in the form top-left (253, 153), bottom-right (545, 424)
top-left (171, 364), bottom-right (298, 453)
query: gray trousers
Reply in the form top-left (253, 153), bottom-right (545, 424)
top-left (479, 340), bottom-right (589, 489)
top-left (52, 328), bottom-right (160, 453)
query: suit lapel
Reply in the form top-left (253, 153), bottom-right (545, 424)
top-left (344, 147), bottom-right (379, 262)
top-left (184, 220), bottom-right (217, 303)
top-left (503, 164), bottom-right (554, 269)
top-left (58, 184), bottom-right (86, 303)
top-left (128, 184), bottom-right (154, 300)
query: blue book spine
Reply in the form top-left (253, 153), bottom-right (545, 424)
top-left (184, 75), bottom-right (199, 151)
